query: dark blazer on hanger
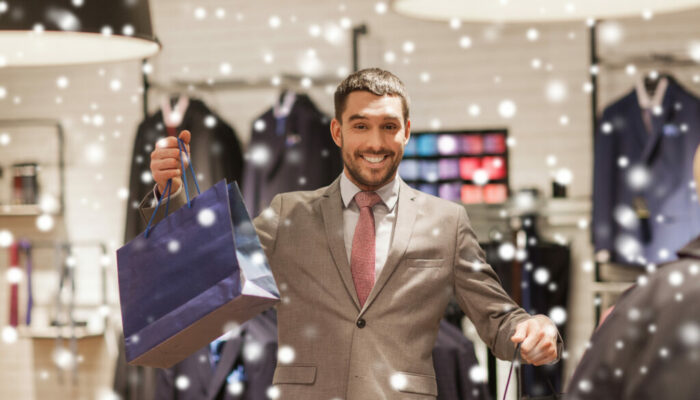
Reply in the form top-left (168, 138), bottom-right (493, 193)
top-left (124, 98), bottom-right (244, 243)
top-left (433, 320), bottom-right (491, 400)
top-left (242, 93), bottom-right (342, 218)
top-left (155, 310), bottom-right (278, 400)
top-left (567, 235), bottom-right (700, 399)
top-left (593, 78), bottom-right (700, 266)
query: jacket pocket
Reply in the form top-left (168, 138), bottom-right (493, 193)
top-left (272, 365), bottom-right (317, 385)
top-left (407, 258), bottom-right (443, 268)
top-left (395, 371), bottom-right (438, 396)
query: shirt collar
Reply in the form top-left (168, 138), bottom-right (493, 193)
top-left (340, 172), bottom-right (399, 211)
top-left (636, 76), bottom-right (668, 110)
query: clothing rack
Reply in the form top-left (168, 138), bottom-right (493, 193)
top-left (141, 23), bottom-right (368, 119)
top-left (589, 21), bottom-right (700, 146)
top-left (587, 21), bottom-right (700, 312)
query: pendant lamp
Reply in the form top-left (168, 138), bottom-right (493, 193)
top-left (392, 0), bottom-right (700, 23)
top-left (0, 0), bottom-right (159, 66)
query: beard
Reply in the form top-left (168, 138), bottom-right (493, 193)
top-left (341, 145), bottom-right (403, 190)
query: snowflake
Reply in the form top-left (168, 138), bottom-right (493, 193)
top-left (546, 80), bottom-right (567, 103)
top-left (1, 326), bottom-right (18, 343)
top-left (266, 386), bottom-right (281, 399)
top-left (578, 379), bottom-right (592, 393)
top-left (549, 306), bottom-right (567, 325)
top-left (533, 267), bottom-right (550, 285)
top-left (278, 346), bottom-right (295, 364)
top-left (498, 100), bottom-right (517, 119)
top-left (469, 365), bottom-right (486, 382)
top-left (197, 209), bottom-right (216, 227)
top-left (459, 36), bottom-right (472, 49)
top-left (498, 243), bottom-right (515, 261)
top-left (669, 271), bottom-right (684, 286)
top-left (390, 373), bottom-right (407, 390)
top-left (175, 375), bottom-right (190, 390)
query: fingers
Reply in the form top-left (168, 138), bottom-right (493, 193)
top-left (511, 321), bottom-right (529, 344)
top-left (178, 130), bottom-right (191, 145)
top-left (516, 317), bottom-right (559, 366)
top-left (522, 336), bottom-right (557, 366)
top-left (520, 324), bottom-right (544, 355)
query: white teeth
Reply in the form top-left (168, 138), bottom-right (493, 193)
top-left (364, 155), bottom-right (384, 163)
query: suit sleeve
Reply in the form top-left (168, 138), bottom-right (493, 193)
top-left (592, 107), bottom-right (618, 254)
top-left (452, 207), bottom-right (531, 360)
top-left (252, 193), bottom-right (283, 259)
top-left (138, 184), bottom-right (189, 227)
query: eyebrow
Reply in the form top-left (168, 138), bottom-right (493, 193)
top-left (347, 114), bottom-right (401, 122)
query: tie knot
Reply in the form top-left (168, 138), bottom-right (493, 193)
top-left (354, 191), bottom-right (382, 209)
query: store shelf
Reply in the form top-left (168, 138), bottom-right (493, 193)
top-left (0, 204), bottom-right (42, 216)
top-left (18, 325), bottom-right (105, 339)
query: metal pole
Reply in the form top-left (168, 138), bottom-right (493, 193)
top-left (352, 24), bottom-right (368, 72)
top-left (142, 59), bottom-right (150, 119)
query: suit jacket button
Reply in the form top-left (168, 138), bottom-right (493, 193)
top-left (356, 319), bottom-right (366, 328)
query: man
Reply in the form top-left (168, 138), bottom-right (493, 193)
top-left (145, 68), bottom-right (560, 399)
top-left (566, 144), bottom-right (700, 399)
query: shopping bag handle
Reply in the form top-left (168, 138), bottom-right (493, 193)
top-left (144, 138), bottom-right (202, 238)
top-left (502, 342), bottom-right (561, 400)
top-left (503, 343), bottom-right (521, 400)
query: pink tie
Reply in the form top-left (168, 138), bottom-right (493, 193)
top-left (351, 191), bottom-right (382, 307)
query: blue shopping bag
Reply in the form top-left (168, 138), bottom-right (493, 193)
top-left (116, 139), bottom-right (279, 368)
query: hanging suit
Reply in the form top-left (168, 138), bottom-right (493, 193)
top-left (592, 77), bottom-right (700, 266)
top-left (117, 97), bottom-right (244, 400)
top-left (481, 220), bottom-right (570, 398)
top-left (155, 311), bottom-right (278, 400)
top-left (433, 320), bottom-right (491, 400)
top-left (242, 92), bottom-right (342, 218)
top-left (124, 97), bottom-right (244, 243)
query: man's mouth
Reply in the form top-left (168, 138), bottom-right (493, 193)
top-left (362, 155), bottom-right (387, 164)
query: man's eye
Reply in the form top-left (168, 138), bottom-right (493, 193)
top-left (384, 124), bottom-right (397, 130)
top-left (354, 124), bottom-right (367, 130)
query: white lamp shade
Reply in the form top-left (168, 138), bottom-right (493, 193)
top-left (0, 0), bottom-right (159, 66)
top-left (392, 0), bottom-right (700, 22)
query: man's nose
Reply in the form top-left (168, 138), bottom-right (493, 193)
top-left (364, 127), bottom-right (385, 150)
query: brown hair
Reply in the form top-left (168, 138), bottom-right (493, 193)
top-left (334, 68), bottom-right (410, 123)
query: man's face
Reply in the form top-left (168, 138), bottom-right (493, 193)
top-left (330, 91), bottom-right (411, 191)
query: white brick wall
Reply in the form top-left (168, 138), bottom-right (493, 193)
top-left (1, 1), bottom-right (700, 397)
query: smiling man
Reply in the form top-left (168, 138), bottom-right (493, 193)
top-left (145, 68), bottom-right (561, 399)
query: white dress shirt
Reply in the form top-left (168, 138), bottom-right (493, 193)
top-left (339, 173), bottom-right (400, 283)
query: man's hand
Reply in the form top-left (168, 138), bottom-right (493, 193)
top-left (150, 130), bottom-right (191, 196)
top-left (510, 315), bottom-right (559, 366)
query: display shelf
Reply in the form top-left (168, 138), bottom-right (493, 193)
top-left (0, 204), bottom-right (42, 216)
top-left (400, 128), bottom-right (510, 204)
top-left (18, 325), bottom-right (105, 340)
top-left (0, 119), bottom-right (65, 215)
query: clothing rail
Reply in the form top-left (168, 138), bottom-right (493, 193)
top-left (140, 23), bottom-right (368, 119)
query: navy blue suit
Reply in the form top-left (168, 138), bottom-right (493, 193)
top-left (242, 93), bottom-right (342, 218)
top-left (593, 79), bottom-right (700, 266)
top-left (155, 311), bottom-right (278, 400)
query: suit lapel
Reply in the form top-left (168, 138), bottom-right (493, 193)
top-left (640, 81), bottom-right (676, 164)
top-left (360, 180), bottom-right (417, 315)
top-left (320, 177), bottom-right (361, 310)
top-left (206, 336), bottom-right (244, 400)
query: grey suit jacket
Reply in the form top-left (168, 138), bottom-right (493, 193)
top-left (142, 175), bottom-right (535, 399)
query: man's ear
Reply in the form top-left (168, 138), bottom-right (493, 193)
top-left (404, 119), bottom-right (411, 145)
top-left (330, 118), bottom-right (343, 148)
